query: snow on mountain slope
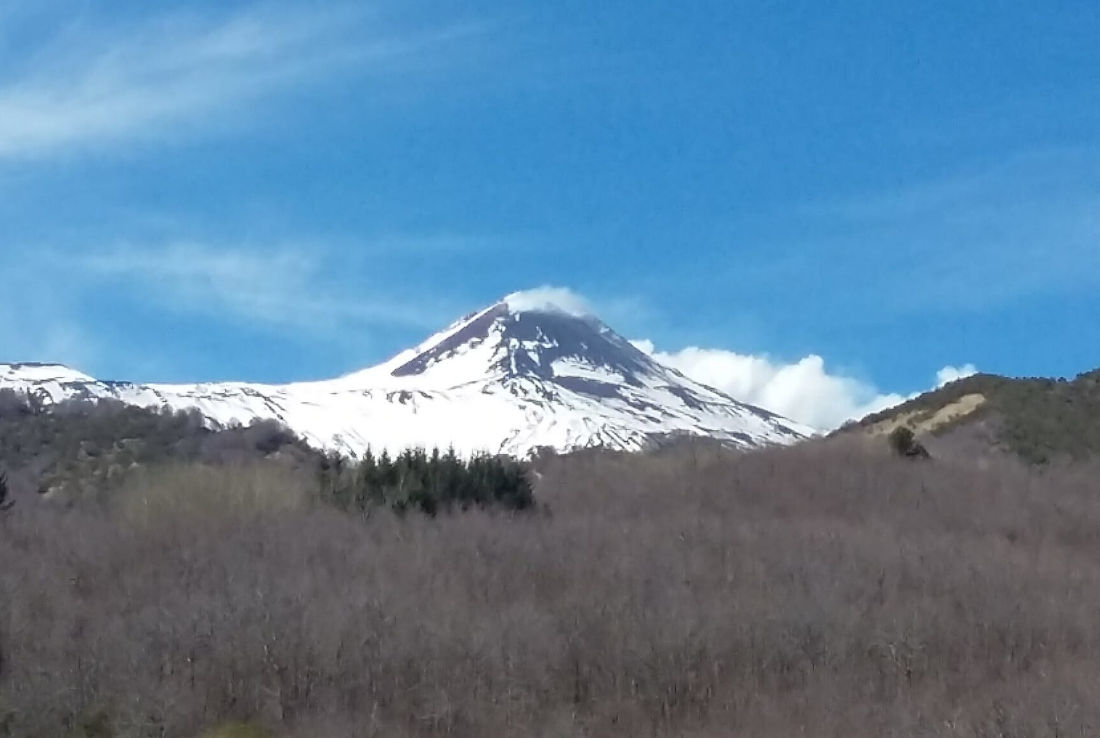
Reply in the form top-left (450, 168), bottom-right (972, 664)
top-left (0, 298), bottom-right (813, 457)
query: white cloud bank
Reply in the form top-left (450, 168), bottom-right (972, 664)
top-left (631, 340), bottom-right (976, 431)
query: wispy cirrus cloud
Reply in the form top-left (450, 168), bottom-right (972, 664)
top-left (827, 150), bottom-right (1100, 309)
top-left (0, 234), bottom-right (497, 378)
top-left (723, 148), bottom-right (1100, 318)
top-left (0, 3), bottom-right (484, 158)
top-left (78, 242), bottom-right (455, 335)
top-left (0, 286), bottom-right (94, 369)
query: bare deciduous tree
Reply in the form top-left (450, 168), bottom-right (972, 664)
top-left (1, 440), bottom-right (1100, 736)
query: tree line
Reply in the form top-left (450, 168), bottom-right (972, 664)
top-left (0, 390), bottom-right (533, 515)
top-left (318, 446), bottom-right (534, 515)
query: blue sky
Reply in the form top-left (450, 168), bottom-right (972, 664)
top-left (1, 1), bottom-right (1098, 426)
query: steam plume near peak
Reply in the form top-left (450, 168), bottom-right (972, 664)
top-left (504, 286), bottom-right (593, 317)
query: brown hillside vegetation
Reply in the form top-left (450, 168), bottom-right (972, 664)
top-left (842, 368), bottom-right (1100, 464)
top-left (0, 390), bottom-right (320, 502)
top-left (3, 440), bottom-right (1100, 737)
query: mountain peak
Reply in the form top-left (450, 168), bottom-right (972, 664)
top-left (0, 297), bottom-right (812, 457)
top-left (387, 297), bottom-right (643, 387)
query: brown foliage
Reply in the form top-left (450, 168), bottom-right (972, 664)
top-left (0, 392), bottom-right (320, 502)
top-left (2, 441), bottom-right (1100, 736)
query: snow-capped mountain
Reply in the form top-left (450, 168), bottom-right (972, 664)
top-left (0, 296), bottom-right (812, 457)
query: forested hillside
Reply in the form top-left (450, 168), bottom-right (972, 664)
top-left (846, 369), bottom-right (1100, 463)
top-left (0, 389), bottom-right (316, 501)
top-left (3, 437), bottom-right (1100, 736)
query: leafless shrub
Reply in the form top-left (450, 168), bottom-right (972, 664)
top-left (2, 440), bottom-right (1100, 736)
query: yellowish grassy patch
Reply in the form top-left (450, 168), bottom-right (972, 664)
top-left (198, 722), bottom-right (272, 738)
top-left (867, 393), bottom-right (987, 436)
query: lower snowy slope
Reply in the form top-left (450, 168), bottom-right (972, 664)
top-left (0, 299), bottom-right (812, 457)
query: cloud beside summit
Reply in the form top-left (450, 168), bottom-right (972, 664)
top-left (632, 340), bottom-right (976, 431)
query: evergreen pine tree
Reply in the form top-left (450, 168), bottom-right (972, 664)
top-left (355, 448), bottom-right (379, 511)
